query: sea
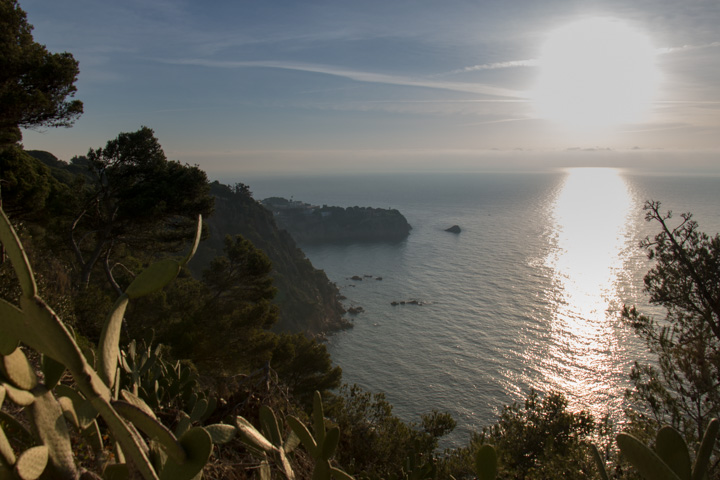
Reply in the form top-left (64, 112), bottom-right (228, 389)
top-left (234, 167), bottom-right (720, 447)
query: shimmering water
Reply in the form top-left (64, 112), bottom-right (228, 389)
top-left (241, 168), bottom-right (720, 446)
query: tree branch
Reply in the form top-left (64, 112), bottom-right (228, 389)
top-left (647, 201), bottom-right (720, 341)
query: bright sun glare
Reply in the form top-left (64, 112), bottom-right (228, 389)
top-left (532, 17), bottom-right (659, 129)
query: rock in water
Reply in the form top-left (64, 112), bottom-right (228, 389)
top-left (445, 225), bottom-right (461, 234)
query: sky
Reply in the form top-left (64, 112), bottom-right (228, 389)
top-left (18, 0), bottom-right (720, 176)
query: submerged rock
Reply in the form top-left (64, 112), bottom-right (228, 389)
top-left (445, 225), bottom-right (461, 234)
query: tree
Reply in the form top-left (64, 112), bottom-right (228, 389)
top-left (0, 0), bottom-right (83, 147)
top-left (328, 384), bottom-right (455, 479)
top-left (69, 127), bottom-right (213, 292)
top-left (623, 200), bottom-right (720, 474)
top-left (272, 333), bottom-right (343, 406)
top-left (137, 234), bottom-right (278, 374)
top-left (0, 145), bottom-right (62, 217)
top-left (446, 390), bottom-right (598, 480)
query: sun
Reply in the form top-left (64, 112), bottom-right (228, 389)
top-left (532, 17), bottom-right (659, 129)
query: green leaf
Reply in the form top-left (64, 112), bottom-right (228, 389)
top-left (0, 300), bottom-right (34, 355)
top-left (58, 396), bottom-right (80, 429)
top-left (258, 457), bottom-right (271, 480)
top-left (40, 355), bottom-right (65, 390)
top-left (201, 396), bottom-right (216, 423)
top-left (1, 382), bottom-right (34, 406)
top-left (28, 385), bottom-right (78, 479)
top-left (112, 400), bottom-right (185, 464)
top-left (283, 430), bottom-right (301, 454)
top-left (159, 427), bottom-right (212, 480)
top-left (205, 424), bottom-right (236, 445)
top-left (97, 295), bottom-right (129, 388)
top-left (313, 391), bottom-right (326, 446)
top-left (125, 259), bottom-right (181, 299)
top-left (474, 444), bottom-right (497, 480)
top-left (321, 427), bottom-right (340, 460)
top-left (14, 446), bottom-right (48, 480)
top-left (82, 420), bottom-right (104, 454)
top-left (235, 416), bottom-right (274, 454)
top-left (188, 397), bottom-right (208, 423)
top-left (617, 433), bottom-right (682, 480)
top-left (181, 215), bottom-right (203, 266)
top-left (0, 424), bottom-right (16, 468)
top-left (174, 412), bottom-right (192, 439)
top-left (120, 390), bottom-right (157, 419)
top-left (0, 348), bottom-right (37, 390)
top-left (55, 384), bottom-right (98, 430)
top-left (656, 426), bottom-right (691, 480)
top-left (0, 333), bottom-right (18, 357)
top-left (312, 458), bottom-right (331, 480)
top-left (692, 418), bottom-right (719, 480)
top-left (19, 296), bottom-right (90, 378)
top-left (0, 209), bottom-right (37, 298)
top-left (277, 449), bottom-right (296, 480)
top-left (259, 406), bottom-right (282, 446)
top-left (287, 416), bottom-right (318, 458)
top-left (589, 443), bottom-right (610, 480)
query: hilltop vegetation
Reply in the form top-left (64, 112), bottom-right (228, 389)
top-left (263, 198), bottom-right (412, 244)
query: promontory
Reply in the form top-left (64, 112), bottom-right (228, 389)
top-left (262, 197), bottom-right (412, 244)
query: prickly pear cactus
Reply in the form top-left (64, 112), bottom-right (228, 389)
top-left (0, 209), bottom-right (221, 479)
top-left (474, 444), bottom-right (497, 480)
top-left (617, 418), bottom-right (719, 480)
top-left (119, 339), bottom-right (210, 416)
top-left (286, 391), bottom-right (354, 480)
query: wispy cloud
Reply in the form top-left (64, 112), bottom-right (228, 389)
top-left (440, 59), bottom-right (539, 76)
top-left (160, 58), bottom-right (527, 99)
top-left (441, 40), bottom-right (720, 78)
top-left (657, 41), bottom-right (720, 54)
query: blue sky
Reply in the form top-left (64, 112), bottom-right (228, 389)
top-left (19, 0), bottom-right (720, 176)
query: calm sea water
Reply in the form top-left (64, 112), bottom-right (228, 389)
top-left (238, 168), bottom-right (720, 446)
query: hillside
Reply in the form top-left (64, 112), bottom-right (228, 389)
top-left (24, 151), bottom-right (350, 335)
top-left (191, 182), bottom-right (351, 333)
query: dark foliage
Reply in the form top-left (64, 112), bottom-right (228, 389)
top-left (69, 127), bottom-right (214, 292)
top-left (194, 181), bottom-right (349, 333)
top-left (443, 390), bottom-right (598, 480)
top-left (623, 200), bottom-right (720, 477)
top-left (0, 0), bottom-right (82, 146)
top-left (328, 384), bottom-right (455, 479)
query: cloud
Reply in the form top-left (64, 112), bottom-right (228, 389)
top-left (657, 41), bottom-right (720, 54)
top-left (159, 58), bottom-right (527, 99)
top-left (441, 59), bottom-right (540, 76)
top-left (441, 40), bottom-right (720, 78)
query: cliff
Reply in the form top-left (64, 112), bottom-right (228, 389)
top-left (262, 198), bottom-right (412, 244)
top-left (25, 150), bottom-right (350, 335)
top-left (191, 182), bottom-right (351, 334)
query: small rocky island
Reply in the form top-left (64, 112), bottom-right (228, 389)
top-left (262, 197), bottom-right (412, 244)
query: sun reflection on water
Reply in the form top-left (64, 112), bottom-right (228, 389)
top-left (540, 167), bottom-right (633, 416)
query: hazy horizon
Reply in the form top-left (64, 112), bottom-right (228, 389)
top-left (18, 0), bottom-right (720, 175)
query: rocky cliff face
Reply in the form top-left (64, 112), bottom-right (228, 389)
top-left (191, 183), bottom-right (351, 334)
top-left (263, 201), bottom-right (412, 244)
